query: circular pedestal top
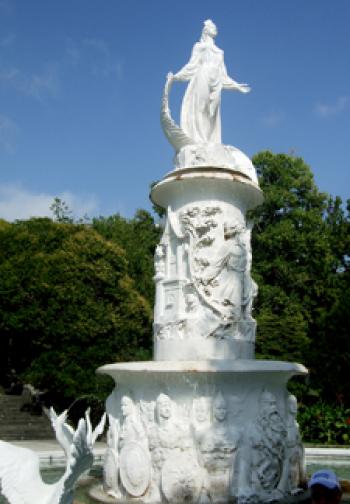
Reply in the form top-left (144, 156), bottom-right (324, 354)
top-left (150, 167), bottom-right (263, 211)
top-left (98, 359), bottom-right (307, 378)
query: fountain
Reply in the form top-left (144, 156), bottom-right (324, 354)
top-left (93, 20), bottom-right (308, 504)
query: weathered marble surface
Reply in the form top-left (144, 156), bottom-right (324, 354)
top-left (151, 170), bottom-right (262, 361)
top-left (160, 19), bottom-right (255, 183)
top-left (98, 19), bottom-right (308, 504)
top-left (97, 362), bottom-right (307, 504)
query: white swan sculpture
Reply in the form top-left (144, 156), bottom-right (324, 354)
top-left (0, 408), bottom-right (106, 504)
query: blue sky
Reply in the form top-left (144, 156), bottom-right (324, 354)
top-left (0, 0), bottom-right (349, 221)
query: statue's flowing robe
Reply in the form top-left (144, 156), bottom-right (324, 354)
top-left (176, 41), bottom-right (240, 144)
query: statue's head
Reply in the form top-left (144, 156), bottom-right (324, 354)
top-left (193, 397), bottom-right (209, 423)
top-left (203, 19), bottom-right (218, 39)
top-left (121, 395), bottom-right (134, 418)
top-left (287, 394), bottom-right (298, 415)
top-left (213, 391), bottom-right (227, 422)
top-left (156, 393), bottom-right (172, 421)
top-left (259, 390), bottom-right (278, 417)
top-left (224, 222), bottom-right (244, 239)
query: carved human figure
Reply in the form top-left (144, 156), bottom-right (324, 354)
top-left (103, 415), bottom-right (121, 498)
top-left (282, 395), bottom-right (306, 493)
top-left (198, 393), bottom-right (239, 504)
top-left (169, 19), bottom-right (250, 144)
top-left (198, 223), bottom-right (247, 321)
top-left (118, 395), bottom-right (147, 450)
top-left (154, 244), bottom-right (166, 280)
top-left (191, 397), bottom-right (211, 443)
top-left (241, 224), bottom-right (258, 320)
top-left (245, 391), bottom-right (287, 500)
top-left (148, 394), bottom-right (191, 475)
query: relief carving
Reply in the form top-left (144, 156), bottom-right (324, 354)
top-left (153, 203), bottom-right (258, 348)
top-left (282, 395), bottom-right (306, 494)
top-left (102, 390), bottom-right (305, 504)
top-left (244, 391), bottom-right (287, 502)
top-left (118, 396), bottom-right (151, 498)
top-left (154, 244), bottom-right (166, 280)
top-left (197, 393), bottom-right (240, 504)
top-left (103, 414), bottom-right (121, 499)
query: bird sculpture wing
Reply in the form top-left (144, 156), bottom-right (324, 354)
top-left (57, 418), bottom-right (94, 504)
top-left (49, 407), bottom-right (74, 458)
top-left (91, 412), bottom-right (106, 445)
top-left (0, 441), bottom-right (46, 504)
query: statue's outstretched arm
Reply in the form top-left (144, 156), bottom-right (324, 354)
top-left (172, 43), bottom-right (201, 82)
top-left (221, 63), bottom-right (251, 93)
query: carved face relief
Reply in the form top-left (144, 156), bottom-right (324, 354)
top-left (213, 394), bottom-right (227, 422)
top-left (121, 396), bottom-right (134, 418)
top-left (156, 394), bottom-right (172, 421)
top-left (259, 391), bottom-right (278, 419)
top-left (287, 395), bottom-right (298, 416)
top-left (193, 398), bottom-right (209, 423)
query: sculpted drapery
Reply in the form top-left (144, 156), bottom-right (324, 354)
top-left (171, 20), bottom-right (250, 144)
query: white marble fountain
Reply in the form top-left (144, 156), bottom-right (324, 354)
top-left (95, 20), bottom-right (308, 504)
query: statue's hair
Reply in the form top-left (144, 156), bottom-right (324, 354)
top-left (201, 19), bottom-right (217, 41)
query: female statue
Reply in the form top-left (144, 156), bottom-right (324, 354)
top-left (169, 19), bottom-right (250, 144)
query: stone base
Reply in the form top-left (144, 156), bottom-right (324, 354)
top-left (97, 360), bottom-right (307, 504)
top-left (173, 144), bottom-right (258, 185)
top-left (154, 338), bottom-right (254, 361)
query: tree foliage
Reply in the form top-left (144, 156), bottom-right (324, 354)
top-left (0, 217), bottom-right (153, 402)
top-left (91, 209), bottom-right (161, 304)
top-left (250, 152), bottom-right (350, 403)
top-left (0, 153), bottom-right (349, 420)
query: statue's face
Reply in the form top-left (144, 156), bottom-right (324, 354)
top-left (288, 398), bottom-right (298, 415)
top-left (213, 401), bottom-right (227, 422)
top-left (158, 397), bottom-right (172, 419)
top-left (195, 401), bottom-right (208, 423)
top-left (121, 397), bottom-right (133, 417)
top-left (261, 398), bottom-right (277, 418)
top-left (204, 20), bottom-right (218, 38)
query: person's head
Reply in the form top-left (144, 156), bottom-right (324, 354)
top-left (309, 470), bottom-right (342, 504)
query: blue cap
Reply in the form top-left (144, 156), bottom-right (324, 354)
top-left (309, 470), bottom-right (340, 490)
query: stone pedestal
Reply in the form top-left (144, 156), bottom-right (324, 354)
top-left (96, 164), bottom-right (308, 504)
top-left (95, 19), bottom-right (308, 504)
top-left (151, 168), bottom-right (262, 362)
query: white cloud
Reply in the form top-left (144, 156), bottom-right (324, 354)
top-left (65, 37), bottom-right (123, 78)
top-left (21, 63), bottom-right (60, 100)
top-left (65, 38), bottom-right (81, 66)
top-left (0, 67), bottom-right (19, 82)
top-left (315, 96), bottom-right (349, 118)
top-left (0, 184), bottom-right (98, 221)
top-left (261, 110), bottom-right (284, 127)
top-left (0, 63), bottom-right (60, 101)
top-left (0, 114), bottom-right (18, 152)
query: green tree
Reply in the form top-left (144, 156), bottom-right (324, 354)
top-left (92, 209), bottom-right (161, 304)
top-left (50, 197), bottom-right (73, 223)
top-left (0, 218), bottom-right (152, 402)
top-left (250, 151), bottom-right (350, 403)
